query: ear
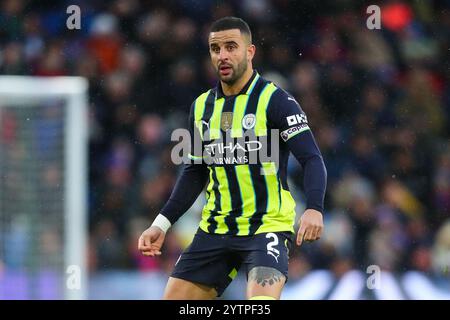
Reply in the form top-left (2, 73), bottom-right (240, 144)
top-left (247, 44), bottom-right (256, 61)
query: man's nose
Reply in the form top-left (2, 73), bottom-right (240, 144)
top-left (218, 48), bottom-right (229, 61)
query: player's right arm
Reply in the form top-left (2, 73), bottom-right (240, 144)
top-left (138, 102), bottom-right (209, 257)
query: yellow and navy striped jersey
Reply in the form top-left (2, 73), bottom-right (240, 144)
top-left (161, 70), bottom-right (327, 236)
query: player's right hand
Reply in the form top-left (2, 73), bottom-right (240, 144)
top-left (138, 226), bottom-right (165, 257)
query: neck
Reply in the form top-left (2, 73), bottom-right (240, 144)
top-left (221, 67), bottom-right (254, 96)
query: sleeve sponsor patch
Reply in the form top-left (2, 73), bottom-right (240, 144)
top-left (286, 113), bottom-right (308, 126)
top-left (280, 124), bottom-right (310, 141)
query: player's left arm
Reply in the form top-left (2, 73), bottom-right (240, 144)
top-left (268, 89), bottom-right (327, 246)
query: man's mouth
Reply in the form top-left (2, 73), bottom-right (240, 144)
top-left (219, 64), bottom-right (232, 76)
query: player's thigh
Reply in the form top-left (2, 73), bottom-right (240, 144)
top-left (163, 277), bottom-right (217, 300)
top-left (243, 231), bottom-right (293, 300)
top-left (168, 228), bottom-right (241, 298)
top-left (246, 266), bottom-right (286, 299)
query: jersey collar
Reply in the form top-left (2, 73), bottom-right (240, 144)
top-left (215, 69), bottom-right (260, 100)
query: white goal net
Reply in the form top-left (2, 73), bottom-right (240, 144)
top-left (0, 76), bottom-right (88, 299)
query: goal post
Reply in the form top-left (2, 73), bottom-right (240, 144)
top-left (0, 76), bottom-right (88, 299)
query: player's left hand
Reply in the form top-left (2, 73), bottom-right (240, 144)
top-left (296, 209), bottom-right (323, 246)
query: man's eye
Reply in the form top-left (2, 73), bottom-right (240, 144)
top-left (211, 47), bottom-right (219, 53)
top-left (226, 45), bottom-right (235, 51)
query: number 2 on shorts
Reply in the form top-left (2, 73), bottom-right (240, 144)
top-left (266, 233), bottom-right (280, 263)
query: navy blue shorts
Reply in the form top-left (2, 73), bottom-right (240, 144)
top-left (171, 228), bottom-right (294, 296)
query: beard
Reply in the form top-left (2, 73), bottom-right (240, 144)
top-left (217, 58), bottom-right (248, 85)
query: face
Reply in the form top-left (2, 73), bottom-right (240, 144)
top-left (208, 29), bottom-right (255, 85)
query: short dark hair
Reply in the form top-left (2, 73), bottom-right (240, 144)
top-left (210, 16), bottom-right (252, 43)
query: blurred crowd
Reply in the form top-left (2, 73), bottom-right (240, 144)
top-left (1, 0), bottom-right (449, 281)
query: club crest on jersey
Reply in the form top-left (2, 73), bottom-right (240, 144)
top-left (221, 112), bottom-right (233, 131)
top-left (242, 113), bottom-right (256, 130)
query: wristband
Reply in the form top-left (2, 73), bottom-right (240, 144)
top-left (151, 214), bottom-right (172, 233)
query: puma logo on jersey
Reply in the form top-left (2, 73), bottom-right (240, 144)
top-left (201, 120), bottom-right (210, 130)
